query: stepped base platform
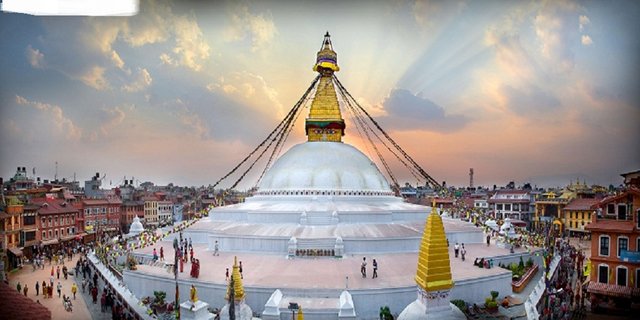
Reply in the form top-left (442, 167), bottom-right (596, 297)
top-left (125, 242), bottom-right (541, 319)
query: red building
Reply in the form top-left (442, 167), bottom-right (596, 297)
top-left (80, 198), bottom-right (123, 235)
top-left (32, 198), bottom-right (79, 247)
top-left (586, 171), bottom-right (640, 311)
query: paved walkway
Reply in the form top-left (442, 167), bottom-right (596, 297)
top-left (6, 255), bottom-right (93, 320)
top-left (5, 253), bottom-right (124, 320)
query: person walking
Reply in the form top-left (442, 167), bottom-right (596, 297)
top-left (56, 265), bottom-right (61, 279)
top-left (486, 234), bottom-right (491, 246)
top-left (361, 257), bottom-right (367, 278)
top-left (57, 282), bottom-right (62, 298)
top-left (16, 281), bottom-right (22, 293)
top-left (213, 240), bottom-right (219, 256)
top-left (225, 268), bottom-right (229, 281)
top-left (454, 242), bottom-right (460, 258)
top-left (71, 283), bottom-right (78, 300)
top-left (461, 244), bottom-right (467, 261)
top-left (23, 284), bottom-right (28, 296)
top-left (239, 261), bottom-right (244, 279)
top-left (35, 281), bottom-right (40, 296)
top-left (372, 259), bottom-right (378, 279)
top-left (160, 246), bottom-right (164, 261)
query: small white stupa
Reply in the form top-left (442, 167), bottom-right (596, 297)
top-left (127, 216), bottom-right (144, 237)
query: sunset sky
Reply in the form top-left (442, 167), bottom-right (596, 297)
top-left (1, 0), bottom-right (638, 189)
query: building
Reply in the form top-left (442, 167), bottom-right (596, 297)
top-left (143, 195), bottom-right (160, 226)
top-left (488, 189), bottom-right (533, 221)
top-left (32, 198), bottom-right (79, 247)
top-left (585, 177), bottom-right (640, 310)
top-left (20, 203), bottom-right (40, 256)
top-left (158, 200), bottom-right (173, 226)
top-left (1, 197), bottom-right (24, 270)
top-left (80, 198), bottom-right (122, 235)
top-left (533, 190), bottom-right (571, 233)
top-left (562, 198), bottom-right (598, 237)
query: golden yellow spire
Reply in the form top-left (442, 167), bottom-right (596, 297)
top-left (225, 256), bottom-right (246, 301)
top-left (297, 306), bottom-right (304, 320)
top-left (306, 32), bottom-right (345, 142)
top-left (414, 209), bottom-right (454, 291)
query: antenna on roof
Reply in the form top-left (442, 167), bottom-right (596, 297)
top-left (55, 161), bottom-right (58, 181)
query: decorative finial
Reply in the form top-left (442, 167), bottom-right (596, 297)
top-left (313, 32), bottom-right (339, 73)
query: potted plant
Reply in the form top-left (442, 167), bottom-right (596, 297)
top-left (153, 290), bottom-right (167, 314)
top-left (484, 291), bottom-right (499, 313)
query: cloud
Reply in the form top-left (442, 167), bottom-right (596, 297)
top-left (121, 68), bottom-right (153, 92)
top-left (533, 0), bottom-right (583, 72)
top-left (99, 106), bottom-right (126, 136)
top-left (581, 35), bottom-right (593, 46)
top-left (79, 66), bottom-right (110, 90)
top-left (579, 15), bottom-right (590, 31)
top-left (485, 30), bottom-right (538, 83)
top-left (26, 45), bottom-right (45, 69)
top-left (223, 5), bottom-right (277, 52)
top-left (412, 0), bottom-right (466, 31)
top-left (15, 95), bottom-right (83, 140)
top-left (170, 15), bottom-right (210, 71)
top-left (378, 89), bottom-right (469, 133)
top-left (207, 71), bottom-right (284, 116)
top-left (179, 112), bottom-right (209, 139)
top-left (500, 84), bottom-right (561, 117)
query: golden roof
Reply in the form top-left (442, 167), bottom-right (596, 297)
top-left (414, 206), bottom-right (454, 291)
top-left (225, 256), bottom-right (245, 301)
top-left (305, 32), bottom-right (345, 143)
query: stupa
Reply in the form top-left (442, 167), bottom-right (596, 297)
top-left (127, 216), bottom-right (144, 238)
top-left (125, 33), bottom-right (523, 320)
top-left (398, 204), bottom-right (465, 319)
top-left (220, 256), bottom-right (254, 320)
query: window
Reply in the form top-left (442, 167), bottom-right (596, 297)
top-left (618, 237), bottom-right (629, 257)
top-left (636, 269), bottom-right (640, 289)
top-left (505, 204), bottom-right (511, 211)
top-left (24, 215), bottom-right (36, 225)
top-left (637, 209), bottom-right (640, 229)
top-left (48, 230), bottom-right (52, 238)
top-left (600, 235), bottom-right (610, 256)
top-left (497, 204), bottom-right (503, 210)
top-left (48, 217), bottom-right (52, 227)
top-left (42, 231), bottom-right (46, 239)
top-left (617, 267), bottom-right (628, 286)
top-left (618, 204), bottom-right (627, 220)
top-left (598, 265), bottom-right (609, 284)
top-left (55, 229), bottom-right (58, 238)
top-left (607, 203), bottom-right (616, 215)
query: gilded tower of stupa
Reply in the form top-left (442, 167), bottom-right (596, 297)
top-left (399, 203), bottom-right (464, 319)
top-left (305, 32), bottom-right (345, 143)
top-left (220, 256), bottom-right (253, 320)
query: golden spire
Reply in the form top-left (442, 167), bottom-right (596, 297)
top-left (414, 209), bottom-right (454, 291)
top-left (306, 32), bottom-right (345, 142)
top-left (225, 256), bottom-right (245, 301)
top-left (297, 306), bottom-right (304, 320)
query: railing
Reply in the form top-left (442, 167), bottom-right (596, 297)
top-left (596, 214), bottom-right (633, 221)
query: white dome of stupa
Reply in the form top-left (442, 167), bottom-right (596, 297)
top-left (257, 142), bottom-right (392, 195)
top-left (129, 216), bottom-right (144, 235)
